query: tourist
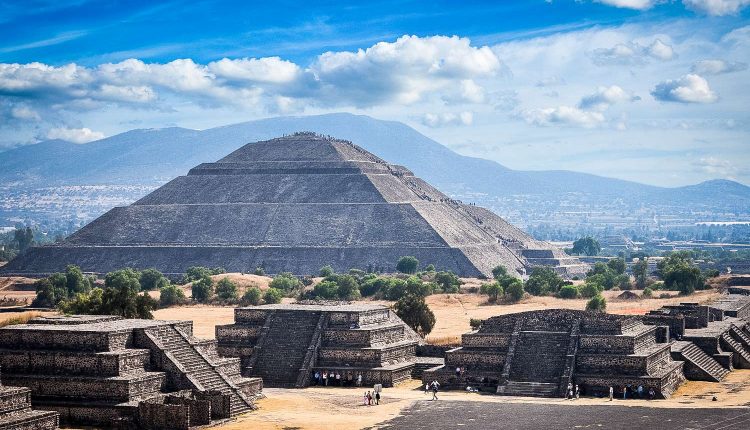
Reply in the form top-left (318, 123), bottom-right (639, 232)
top-left (623, 386), bottom-right (627, 400)
top-left (313, 371), bottom-right (320, 386)
top-left (566, 382), bottom-right (573, 399)
top-left (336, 372), bottom-right (341, 386)
top-left (574, 384), bottom-right (580, 400)
top-left (357, 373), bottom-right (362, 387)
top-left (455, 367), bottom-right (461, 379)
top-left (323, 371), bottom-right (328, 386)
top-left (367, 391), bottom-right (372, 405)
top-left (425, 382), bottom-right (430, 395)
top-left (375, 390), bottom-right (381, 405)
top-left (347, 372), bottom-right (353, 386)
top-left (609, 386), bottom-right (613, 401)
top-left (648, 388), bottom-right (656, 400)
top-left (637, 385), bottom-right (644, 399)
top-left (363, 391), bottom-right (368, 405)
top-left (431, 380), bottom-right (440, 401)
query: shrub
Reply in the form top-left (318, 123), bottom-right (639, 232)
top-left (269, 273), bottom-right (302, 292)
top-left (191, 276), bottom-right (214, 303)
top-left (491, 265), bottom-right (508, 280)
top-left (394, 294), bottom-right (435, 336)
top-left (642, 287), bottom-right (653, 298)
top-left (396, 256), bottom-right (419, 274)
top-left (424, 264), bottom-right (436, 272)
top-left (469, 318), bottom-right (483, 330)
top-left (215, 277), bottom-right (239, 301)
top-left (183, 266), bottom-right (212, 283)
top-left (319, 265), bottom-right (334, 277)
top-left (607, 258), bottom-right (626, 275)
top-left (580, 280), bottom-right (603, 298)
top-left (479, 282), bottom-right (503, 302)
top-left (360, 276), bottom-right (391, 297)
top-left (324, 274), bottom-right (361, 300)
top-left (242, 287), bottom-right (262, 305)
top-left (650, 281), bottom-right (665, 290)
top-left (313, 281), bottom-right (339, 299)
top-left (659, 293), bottom-right (672, 299)
top-left (139, 268), bottom-right (166, 291)
top-left (159, 283), bottom-right (186, 307)
top-left (558, 284), bottom-right (579, 299)
top-left (381, 278), bottom-right (407, 301)
top-left (253, 267), bottom-right (265, 276)
top-left (505, 278), bottom-right (525, 302)
top-left (263, 288), bottom-right (283, 304)
top-left (434, 271), bottom-right (462, 293)
top-left (586, 294), bottom-right (607, 312)
top-left (525, 267), bottom-right (564, 296)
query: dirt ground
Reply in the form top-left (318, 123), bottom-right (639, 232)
top-left (211, 371), bottom-right (750, 430)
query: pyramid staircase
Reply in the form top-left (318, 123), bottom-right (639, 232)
top-left (142, 325), bottom-right (257, 415)
top-left (0, 382), bottom-right (58, 430)
top-left (496, 381), bottom-right (559, 397)
top-left (671, 341), bottom-right (729, 382)
top-left (720, 331), bottom-right (750, 368)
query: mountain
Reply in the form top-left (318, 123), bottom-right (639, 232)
top-left (1, 113), bottom-right (748, 229)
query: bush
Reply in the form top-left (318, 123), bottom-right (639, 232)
top-left (491, 265), bottom-right (508, 280)
top-left (434, 271), bottom-right (462, 293)
top-left (313, 281), bottom-right (339, 299)
top-left (324, 274), bottom-right (361, 300)
top-left (319, 265), bottom-right (334, 277)
top-left (657, 252), bottom-right (703, 296)
top-left (263, 288), bottom-right (283, 304)
top-left (479, 282), bottom-right (503, 302)
top-left (60, 268), bottom-right (157, 319)
top-left (140, 268), bottom-right (166, 291)
top-left (253, 267), bottom-right (265, 276)
top-left (469, 318), bottom-right (483, 330)
top-left (424, 264), bottom-right (436, 272)
top-left (642, 287), bottom-right (653, 298)
top-left (580, 280), bottom-right (604, 298)
top-left (360, 276), bottom-right (391, 297)
top-left (159, 283), bottom-right (186, 307)
top-left (242, 287), bottom-right (262, 305)
top-left (505, 278), bottom-right (525, 302)
top-left (659, 292), bottom-right (672, 299)
top-left (394, 294), bottom-right (435, 336)
top-left (381, 278), bottom-right (407, 301)
top-left (191, 276), bottom-right (214, 303)
top-left (525, 267), bottom-right (564, 296)
top-left (586, 294), bottom-right (607, 312)
top-left (558, 284), bottom-right (579, 299)
top-left (396, 256), bottom-right (419, 274)
top-left (215, 277), bottom-right (239, 301)
top-left (650, 281), bottom-right (665, 290)
top-left (607, 258), bottom-right (626, 275)
top-left (269, 273), bottom-right (302, 292)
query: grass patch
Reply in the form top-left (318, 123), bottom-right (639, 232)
top-left (426, 335), bottom-right (461, 346)
top-left (0, 311), bottom-right (43, 328)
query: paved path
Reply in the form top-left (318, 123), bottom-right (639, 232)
top-left (373, 400), bottom-right (750, 430)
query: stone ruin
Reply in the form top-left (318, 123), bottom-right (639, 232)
top-left (644, 295), bottom-right (750, 382)
top-left (0, 315), bottom-right (262, 428)
top-left (216, 302), bottom-right (428, 388)
top-left (2, 133), bottom-right (587, 279)
top-left (0, 366), bottom-right (59, 430)
top-left (423, 309), bottom-right (685, 398)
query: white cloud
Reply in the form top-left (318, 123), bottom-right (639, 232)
top-left (208, 57), bottom-right (301, 84)
top-left (591, 38), bottom-right (674, 65)
top-left (522, 106), bottom-right (606, 128)
top-left (692, 157), bottom-right (740, 178)
top-left (578, 85), bottom-right (634, 111)
top-left (651, 74), bottom-right (718, 103)
top-left (10, 106), bottom-right (40, 121)
top-left (691, 59), bottom-right (748, 75)
top-left (421, 111), bottom-right (474, 128)
top-left (46, 127), bottom-right (105, 143)
top-left (683, 0), bottom-right (750, 16)
top-left (594, 0), bottom-right (658, 10)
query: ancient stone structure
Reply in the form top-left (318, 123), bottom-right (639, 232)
top-left (423, 309), bottom-right (685, 398)
top-left (0, 367), bottom-right (59, 430)
top-left (216, 302), bottom-right (424, 387)
top-left (0, 315), bottom-right (261, 428)
top-left (2, 133), bottom-right (587, 279)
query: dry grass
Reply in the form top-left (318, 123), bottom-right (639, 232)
top-left (0, 311), bottom-right (46, 327)
top-left (425, 335), bottom-right (461, 346)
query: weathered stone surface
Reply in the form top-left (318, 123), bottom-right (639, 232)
top-left (2, 133), bottom-right (587, 278)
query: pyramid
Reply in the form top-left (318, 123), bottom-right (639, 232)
top-left (3, 133), bottom-right (587, 278)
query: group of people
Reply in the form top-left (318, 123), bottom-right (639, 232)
top-left (564, 383), bottom-right (580, 400)
top-left (312, 370), bottom-right (363, 387)
top-left (608, 384), bottom-right (657, 400)
top-left (362, 390), bottom-right (380, 405)
top-left (425, 380), bottom-right (440, 400)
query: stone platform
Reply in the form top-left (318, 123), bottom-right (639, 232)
top-left (0, 367), bottom-right (59, 430)
top-left (423, 309), bottom-right (685, 398)
top-left (216, 302), bottom-right (423, 388)
top-left (0, 315), bottom-right (262, 428)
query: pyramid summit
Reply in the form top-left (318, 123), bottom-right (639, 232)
top-left (3, 132), bottom-right (586, 278)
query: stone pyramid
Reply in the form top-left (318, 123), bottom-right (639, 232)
top-left (3, 133), bottom-right (587, 278)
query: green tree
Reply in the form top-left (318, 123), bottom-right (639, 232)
top-left (60, 288), bottom-right (104, 315)
top-left (424, 264), bottom-right (436, 272)
top-left (253, 267), bottom-right (265, 276)
top-left (657, 252), bottom-right (703, 296)
top-left (480, 282), bottom-right (503, 302)
top-left (191, 275), bottom-right (214, 303)
top-left (405, 276), bottom-right (434, 297)
top-left (434, 271), bottom-right (461, 293)
top-left (65, 265), bottom-right (91, 295)
top-left (183, 266), bottom-right (213, 283)
top-left (313, 281), bottom-right (339, 299)
top-left (319, 265), bottom-right (334, 277)
top-left (242, 287), bottom-right (262, 305)
top-left (215, 277), bottom-right (239, 301)
top-left (586, 294), bottom-right (607, 312)
top-left (100, 269), bottom-right (153, 318)
top-left (505, 278), bottom-right (525, 302)
top-left (139, 268), bottom-right (166, 291)
top-left (642, 287), bottom-right (653, 298)
top-left (525, 267), bottom-right (564, 296)
top-left (633, 258), bottom-right (649, 289)
top-left (159, 283), bottom-right (186, 307)
top-left (571, 237), bottom-right (601, 256)
top-left (394, 294), bottom-right (436, 336)
top-left (13, 227), bottom-right (33, 253)
top-left (32, 277), bottom-right (66, 307)
top-left (580, 279), bottom-right (603, 298)
top-left (607, 258), bottom-right (626, 275)
top-left (269, 273), bottom-right (302, 292)
top-left (263, 287), bottom-right (283, 304)
top-left (324, 274), bottom-right (361, 300)
top-left (381, 278), bottom-right (407, 301)
top-left (360, 276), bottom-right (392, 297)
top-left (558, 284), bottom-right (579, 299)
top-left (396, 256), bottom-right (419, 274)
top-left (491, 265), bottom-right (508, 280)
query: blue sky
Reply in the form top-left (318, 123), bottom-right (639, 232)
top-left (1, 0), bottom-right (749, 186)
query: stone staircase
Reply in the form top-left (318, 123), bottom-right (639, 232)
top-left (496, 381), bottom-right (559, 397)
top-left (251, 311), bottom-right (322, 387)
top-left (509, 331), bottom-right (569, 383)
top-left (143, 325), bottom-right (254, 415)
top-left (730, 324), bottom-right (750, 348)
top-left (671, 341), bottom-right (729, 382)
top-left (0, 385), bottom-right (59, 430)
top-left (721, 331), bottom-right (750, 368)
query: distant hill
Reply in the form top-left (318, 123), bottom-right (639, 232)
top-left (1, 112), bottom-right (748, 217)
